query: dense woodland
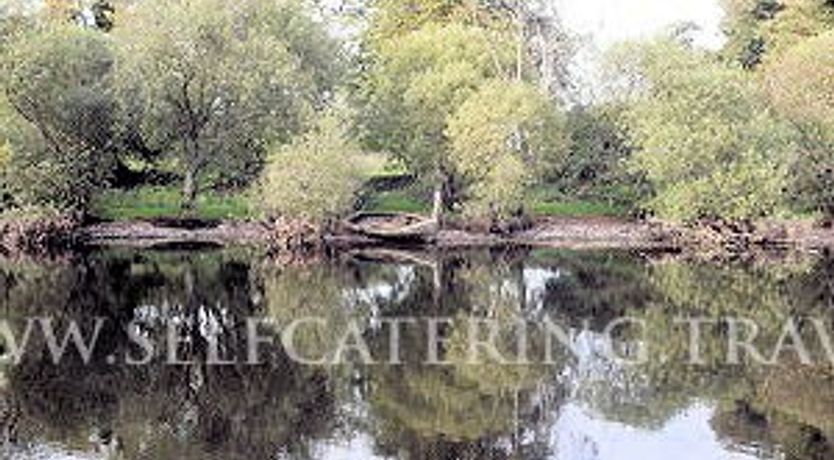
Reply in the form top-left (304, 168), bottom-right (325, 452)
top-left (0, 0), bottom-right (832, 226)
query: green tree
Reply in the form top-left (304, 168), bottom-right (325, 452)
top-left (549, 105), bottom-right (647, 208)
top-left (367, 0), bottom-right (574, 96)
top-left (0, 24), bottom-right (117, 210)
top-left (722, 0), bottom-right (834, 69)
top-left (367, 0), bottom-right (476, 42)
top-left (446, 79), bottom-right (569, 217)
top-left (113, 0), bottom-right (340, 210)
top-left (614, 39), bottom-right (796, 221)
top-left (765, 31), bottom-right (834, 220)
top-left (358, 0), bottom-right (575, 222)
top-left (359, 22), bottom-right (515, 220)
top-left (255, 113), bottom-right (364, 222)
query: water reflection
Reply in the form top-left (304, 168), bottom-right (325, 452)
top-left (0, 247), bottom-right (831, 459)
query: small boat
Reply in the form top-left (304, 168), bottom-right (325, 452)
top-left (343, 212), bottom-right (438, 243)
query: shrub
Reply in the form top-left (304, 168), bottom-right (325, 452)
top-left (765, 31), bottom-right (834, 221)
top-left (446, 79), bottom-right (570, 219)
top-left (614, 39), bottom-right (796, 222)
top-left (0, 25), bottom-right (117, 211)
top-left (255, 115), bottom-right (363, 222)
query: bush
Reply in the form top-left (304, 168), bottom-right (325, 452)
top-left (546, 106), bottom-right (649, 209)
top-left (614, 39), bottom-right (796, 222)
top-left (0, 25), bottom-right (117, 211)
top-left (255, 115), bottom-right (363, 222)
top-left (446, 79), bottom-right (570, 219)
top-left (765, 31), bottom-right (834, 221)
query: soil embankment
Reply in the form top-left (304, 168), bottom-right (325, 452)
top-left (77, 216), bottom-right (664, 250)
top-left (4, 215), bottom-right (832, 254)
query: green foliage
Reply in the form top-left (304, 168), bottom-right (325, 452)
top-left (766, 31), bottom-right (834, 127)
top-left (616, 40), bottom-right (796, 221)
top-left (0, 1), bottom-right (34, 53)
top-left (0, 24), bottom-right (117, 211)
top-left (359, 18), bottom-right (571, 219)
top-left (113, 0), bottom-right (341, 209)
top-left (446, 80), bottom-right (568, 177)
top-left (446, 79), bottom-right (569, 217)
top-left (359, 22), bottom-right (513, 173)
top-left (766, 31), bottom-right (834, 218)
top-left (545, 105), bottom-right (649, 208)
top-left (255, 114), bottom-right (364, 222)
top-left (367, 0), bottom-right (477, 44)
top-left (722, 0), bottom-right (834, 68)
top-left (463, 153), bottom-right (528, 217)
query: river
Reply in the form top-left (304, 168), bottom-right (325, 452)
top-left (0, 246), bottom-right (832, 459)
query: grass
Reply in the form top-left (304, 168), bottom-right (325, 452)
top-left (530, 200), bottom-right (628, 217)
top-left (363, 190), bottom-right (430, 214)
top-left (362, 192), bottom-right (626, 218)
top-left (92, 180), bottom-right (625, 222)
top-left (355, 153), bottom-right (409, 180)
top-left (91, 186), bottom-right (253, 221)
top-left (527, 185), bottom-right (629, 217)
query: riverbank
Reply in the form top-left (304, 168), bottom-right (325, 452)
top-left (3, 213), bottom-right (833, 255)
top-left (79, 216), bottom-right (834, 252)
top-left (0, 210), bottom-right (81, 254)
top-left (76, 216), bottom-right (664, 250)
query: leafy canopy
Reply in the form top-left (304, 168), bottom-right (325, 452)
top-left (113, 0), bottom-right (341, 206)
top-left (616, 39), bottom-right (796, 221)
top-left (766, 31), bottom-right (834, 218)
top-left (360, 22), bottom-right (513, 173)
top-left (0, 24), bottom-right (117, 210)
top-left (447, 79), bottom-right (569, 216)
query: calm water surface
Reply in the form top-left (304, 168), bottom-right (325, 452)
top-left (0, 247), bottom-right (832, 460)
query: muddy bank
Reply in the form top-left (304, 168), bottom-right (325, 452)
top-left (81, 219), bottom-right (275, 248)
top-left (76, 216), bottom-right (667, 250)
top-left (77, 217), bottom-right (659, 249)
top-left (8, 216), bottom-right (832, 254)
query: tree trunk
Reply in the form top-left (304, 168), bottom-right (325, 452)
top-left (432, 166), bottom-right (449, 227)
top-left (432, 180), bottom-right (444, 223)
top-left (516, 7), bottom-right (525, 82)
top-left (182, 166), bottom-right (197, 212)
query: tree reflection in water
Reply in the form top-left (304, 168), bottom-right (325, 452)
top-left (0, 248), bottom-right (832, 459)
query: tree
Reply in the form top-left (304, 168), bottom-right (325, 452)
top-left (446, 79), bottom-right (569, 217)
top-left (358, 0), bottom-right (574, 222)
top-left (550, 106), bottom-right (647, 208)
top-left (766, 31), bottom-right (834, 221)
top-left (614, 39), bottom-right (796, 221)
top-left (0, 0), bottom-right (34, 51)
top-left (722, 0), bottom-right (834, 68)
top-left (0, 139), bottom-right (11, 211)
top-left (113, 0), bottom-right (340, 210)
top-left (480, 0), bottom-right (576, 96)
top-left (358, 22), bottom-right (515, 221)
top-left (0, 24), bottom-right (117, 210)
top-left (367, 0), bottom-right (575, 96)
top-left (255, 113), bottom-right (364, 222)
top-left (366, 0), bottom-right (474, 42)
